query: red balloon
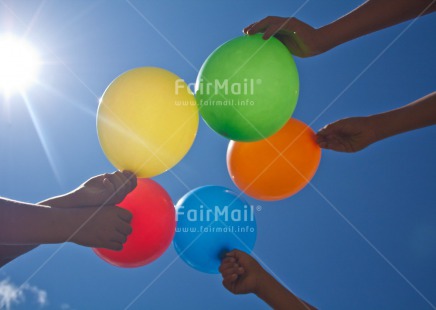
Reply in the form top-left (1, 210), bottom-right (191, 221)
top-left (93, 179), bottom-right (175, 268)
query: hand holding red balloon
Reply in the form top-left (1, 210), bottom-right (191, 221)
top-left (94, 179), bottom-right (175, 268)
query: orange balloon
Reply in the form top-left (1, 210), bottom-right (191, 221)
top-left (227, 118), bottom-right (321, 201)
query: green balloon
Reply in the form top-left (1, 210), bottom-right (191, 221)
top-left (195, 34), bottom-right (299, 141)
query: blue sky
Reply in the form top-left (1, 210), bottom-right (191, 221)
top-left (0, 0), bottom-right (435, 309)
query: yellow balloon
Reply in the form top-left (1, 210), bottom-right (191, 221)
top-left (97, 67), bottom-right (199, 178)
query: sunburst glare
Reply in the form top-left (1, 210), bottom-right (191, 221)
top-left (0, 34), bottom-right (40, 96)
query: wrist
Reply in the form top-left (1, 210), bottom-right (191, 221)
top-left (40, 207), bottom-right (72, 244)
top-left (316, 24), bottom-right (342, 53)
top-left (368, 93), bottom-right (436, 142)
top-left (367, 113), bottom-right (393, 143)
top-left (254, 269), bottom-right (276, 298)
top-left (64, 189), bottom-right (84, 207)
top-left (55, 208), bottom-right (81, 243)
top-left (39, 190), bottom-right (80, 209)
top-left (60, 189), bottom-right (85, 208)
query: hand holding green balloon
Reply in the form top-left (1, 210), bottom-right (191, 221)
top-left (195, 34), bottom-right (299, 141)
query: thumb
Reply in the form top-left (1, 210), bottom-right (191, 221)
top-left (316, 125), bottom-right (330, 145)
top-left (103, 178), bottom-right (115, 191)
top-left (317, 119), bottom-right (346, 138)
top-left (317, 122), bottom-right (338, 136)
top-left (316, 122), bottom-right (342, 148)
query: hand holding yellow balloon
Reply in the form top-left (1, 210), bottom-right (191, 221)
top-left (97, 67), bottom-right (199, 178)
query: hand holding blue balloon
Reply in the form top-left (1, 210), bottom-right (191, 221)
top-left (173, 186), bottom-right (257, 274)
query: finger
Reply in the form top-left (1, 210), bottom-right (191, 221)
top-left (317, 134), bottom-right (338, 149)
top-left (111, 242), bottom-right (123, 251)
top-left (219, 261), bottom-right (232, 270)
top-left (334, 143), bottom-right (349, 152)
top-left (102, 173), bottom-right (115, 190)
top-left (316, 133), bottom-right (326, 143)
top-left (226, 250), bottom-right (238, 258)
top-left (318, 140), bottom-right (328, 148)
top-left (223, 274), bottom-right (238, 284)
top-left (324, 141), bottom-right (347, 152)
top-left (247, 17), bottom-right (274, 35)
top-left (110, 172), bottom-right (132, 203)
top-left (229, 266), bottom-right (244, 276)
top-left (226, 249), bottom-right (243, 260)
top-left (111, 232), bottom-right (128, 244)
top-left (221, 257), bottom-right (235, 264)
top-left (221, 269), bottom-right (238, 278)
top-left (221, 265), bottom-right (240, 277)
top-left (246, 22), bottom-right (263, 35)
top-left (117, 207), bottom-right (133, 223)
top-left (105, 241), bottom-right (123, 251)
top-left (243, 23), bottom-right (256, 34)
top-left (116, 221), bottom-right (133, 236)
top-left (114, 171), bottom-right (130, 197)
top-left (122, 170), bottom-right (137, 192)
top-left (105, 173), bottom-right (125, 202)
top-left (262, 24), bottom-right (281, 39)
top-left (103, 177), bottom-right (114, 191)
top-left (221, 263), bottom-right (244, 275)
top-left (316, 133), bottom-right (329, 147)
top-left (317, 125), bottom-right (332, 136)
top-left (274, 33), bottom-right (296, 51)
top-left (219, 261), bottom-right (236, 273)
top-left (284, 39), bottom-right (302, 56)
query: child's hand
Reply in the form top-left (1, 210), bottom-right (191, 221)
top-left (72, 171), bottom-right (137, 207)
top-left (67, 205), bottom-right (133, 251)
top-left (316, 117), bottom-right (378, 152)
top-left (220, 250), bottom-right (317, 309)
top-left (243, 16), bottom-right (329, 57)
top-left (219, 249), bottom-right (268, 295)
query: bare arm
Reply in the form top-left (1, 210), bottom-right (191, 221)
top-left (39, 170), bottom-right (137, 208)
top-left (256, 272), bottom-right (316, 310)
top-left (316, 92), bottom-right (436, 152)
top-left (244, 0), bottom-right (436, 57)
top-left (0, 171), bottom-right (136, 266)
top-left (0, 198), bottom-right (71, 245)
top-left (0, 197), bottom-right (132, 247)
top-left (370, 91), bottom-right (436, 141)
top-left (220, 250), bottom-right (316, 310)
top-left (320, 0), bottom-right (436, 51)
top-left (0, 199), bottom-right (63, 267)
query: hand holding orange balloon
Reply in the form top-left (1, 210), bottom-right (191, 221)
top-left (227, 118), bottom-right (321, 201)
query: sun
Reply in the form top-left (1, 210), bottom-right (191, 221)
top-left (0, 35), bottom-right (40, 95)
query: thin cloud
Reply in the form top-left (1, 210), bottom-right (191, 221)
top-left (0, 278), bottom-right (48, 309)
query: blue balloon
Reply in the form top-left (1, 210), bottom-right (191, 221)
top-left (173, 186), bottom-right (257, 274)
